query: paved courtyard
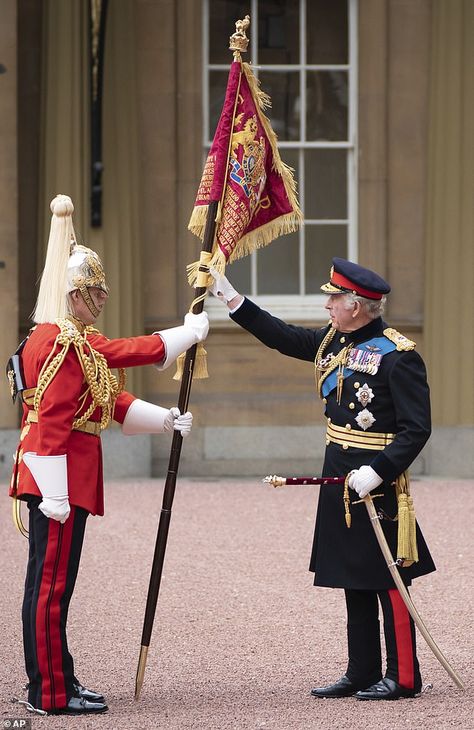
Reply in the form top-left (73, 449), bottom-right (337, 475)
top-left (1, 476), bottom-right (472, 729)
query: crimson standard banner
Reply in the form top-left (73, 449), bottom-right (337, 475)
top-left (187, 60), bottom-right (302, 281)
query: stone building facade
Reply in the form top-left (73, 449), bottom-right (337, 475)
top-left (0, 0), bottom-right (472, 480)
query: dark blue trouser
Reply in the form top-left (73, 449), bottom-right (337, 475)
top-left (22, 499), bottom-right (88, 711)
top-left (345, 588), bottom-right (421, 690)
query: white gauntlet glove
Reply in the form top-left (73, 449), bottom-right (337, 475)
top-left (184, 312), bottom-right (209, 342)
top-left (208, 268), bottom-right (240, 305)
top-left (22, 453), bottom-right (70, 523)
top-left (154, 311), bottom-right (209, 370)
top-left (348, 465), bottom-right (383, 499)
top-left (122, 399), bottom-right (193, 438)
top-left (163, 407), bottom-right (193, 438)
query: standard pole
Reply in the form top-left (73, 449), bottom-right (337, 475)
top-left (135, 200), bottom-right (219, 699)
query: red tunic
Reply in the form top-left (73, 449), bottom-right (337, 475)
top-left (10, 322), bottom-right (166, 516)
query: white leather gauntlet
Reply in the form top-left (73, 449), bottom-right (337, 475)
top-left (122, 399), bottom-right (193, 438)
top-left (22, 453), bottom-right (70, 523)
top-left (154, 312), bottom-right (209, 371)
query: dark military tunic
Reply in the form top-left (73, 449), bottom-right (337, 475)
top-left (231, 298), bottom-right (436, 590)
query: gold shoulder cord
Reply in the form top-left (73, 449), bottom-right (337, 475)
top-left (314, 327), bottom-right (336, 395)
top-left (34, 319), bottom-right (125, 431)
top-left (314, 327), bottom-right (351, 404)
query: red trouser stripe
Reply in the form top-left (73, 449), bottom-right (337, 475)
top-left (388, 588), bottom-right (414, 688)
top-left (35, 508), bottom-right (75, 710)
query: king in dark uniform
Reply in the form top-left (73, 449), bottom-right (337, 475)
top-left (209, 257), bottom-right (435, 701)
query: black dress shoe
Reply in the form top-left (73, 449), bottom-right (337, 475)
top-left (49, 697), bottom-right (108, 715)
top-left (355, 677), bottom-right (419, 700)
top-left (73, 682), bottom-right (105, 703)
top-left (311, 675), bottom-right (365, 698)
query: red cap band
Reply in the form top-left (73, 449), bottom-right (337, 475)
top-left (331, 271), bottom-right (383, 300)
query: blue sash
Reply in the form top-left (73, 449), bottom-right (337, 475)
top-left (321, 336), bottom-right (396, 398)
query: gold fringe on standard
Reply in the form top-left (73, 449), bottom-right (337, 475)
top-left (395, 471), bottom-right (418, 566)
top-left (187, 207), bottom-right (302, 285)
top-left (241, 62), bottom-right (302, 216)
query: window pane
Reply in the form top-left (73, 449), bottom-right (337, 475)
top-left (228, 255), bottom-right (251, 294)
top-left (306, 71), bottom-right (348, 141)
top-left (258, 232), bottom-right (300, 294)
top-left (209, 1), bottom-right (247, 64)
top-left (305, 225), bottom-right (347, 293)
top-left (258, 0), bottom-right (299, 65)
top-left (209, 71), bottom-right (229, 138)
top-left (259, 71), bottom-right (300, 141)
top-left (307, 0), bottom-right (348, 64)
top-left (305, 149), bottom-right (347, 219)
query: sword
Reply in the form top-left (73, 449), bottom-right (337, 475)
top-left (263, 475), bottom-right (345, 487)
top-left (263, 474), bottom-right (465, 690)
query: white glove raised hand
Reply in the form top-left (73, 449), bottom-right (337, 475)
top-left (184, 311), bottom-right (209, 343)
top-left (163, 407), bottom-right (193, 438)
top-left (348, 465), bottom-right (383, 498)
top-left (208, 268), bottom-right (240, 304)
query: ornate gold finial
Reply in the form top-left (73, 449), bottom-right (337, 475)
top-left (229, 15), bottom-right (250, 58)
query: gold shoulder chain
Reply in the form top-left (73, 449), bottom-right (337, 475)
top-left (34, 319), bottom-right (125, 432)
top-left (314, 327), bottom-right (350, 401)
top-left (34, 319), bottom-right (86, 413)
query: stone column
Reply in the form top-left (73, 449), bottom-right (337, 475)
top-left (425, 0), bottom-right (474, 425)
top-left (0, 0), bottom-right (19, 428)
top-left (386, 0), bottom-right (431, 331)
top-left (358, 0), bottom-right (388, 277)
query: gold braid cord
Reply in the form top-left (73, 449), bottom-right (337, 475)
top-left (314, 327), bottom-right (351, 402)
top-left (34, 319), bottom-right (125, 432)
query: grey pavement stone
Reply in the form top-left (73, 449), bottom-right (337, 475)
top-left (1, 477), bottom-right (472, 729)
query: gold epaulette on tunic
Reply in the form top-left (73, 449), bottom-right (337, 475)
top-left (383, 327), bottom-right (416, 351)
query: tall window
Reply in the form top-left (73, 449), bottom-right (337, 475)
top-left (204, 0), bottom-right (357, 320)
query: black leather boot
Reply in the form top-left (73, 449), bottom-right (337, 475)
top-left (311, 675), bottom-right (366, 698)
top-left (355, 677), bottom-right (420, 700)
top-left (49, 697), bottom-right (108, 715)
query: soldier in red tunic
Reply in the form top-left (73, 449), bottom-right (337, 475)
top-left (9, 194), bottom-right (209, 715)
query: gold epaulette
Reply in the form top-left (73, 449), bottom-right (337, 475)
top-left (383, 327), bottom-right (416, 351)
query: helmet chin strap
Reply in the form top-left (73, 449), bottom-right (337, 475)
top-left (79, 285), bottom-right (100, 318)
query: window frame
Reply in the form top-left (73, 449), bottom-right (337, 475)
top-left (203, 0), bottom-right (358, 323)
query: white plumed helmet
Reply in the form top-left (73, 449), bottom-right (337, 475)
top-left (33, 195), bottom-right (108, 323)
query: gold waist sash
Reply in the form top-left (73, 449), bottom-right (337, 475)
top-left (26, 410), bottom-right (101, 437)
top-left (326, 419), bottom-right (394, 451)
